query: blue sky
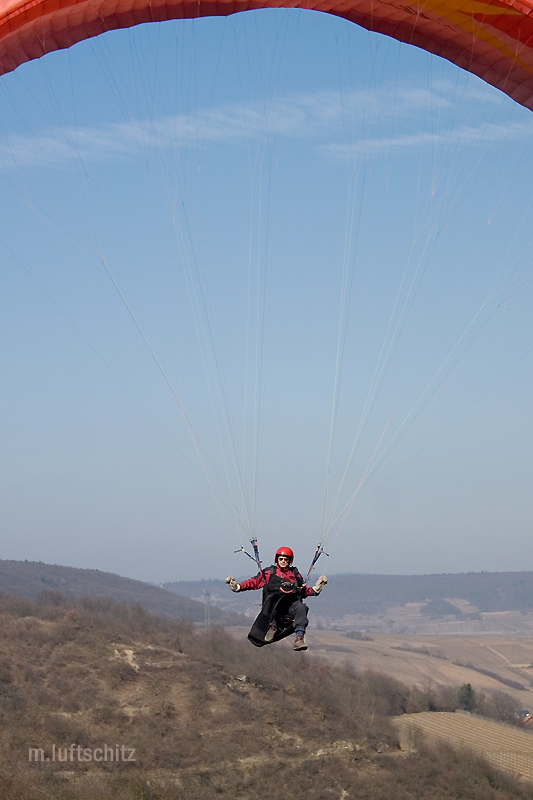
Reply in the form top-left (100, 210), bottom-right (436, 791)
top-left (1, 11), bottom-right (532, 583)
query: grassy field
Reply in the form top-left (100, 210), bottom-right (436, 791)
top-left (393, 712), bottom-right (533, 781)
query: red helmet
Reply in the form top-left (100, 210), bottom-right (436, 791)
top-left (275, 547), bottom-right (294, 564)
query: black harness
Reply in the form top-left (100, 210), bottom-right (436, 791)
top-left (247, 564), bottom-right (306, 648)
top-left (262, 564), bottom-right (305, 600)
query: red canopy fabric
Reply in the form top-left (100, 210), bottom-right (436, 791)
top-left (1, 0), bottom-right (533, 109)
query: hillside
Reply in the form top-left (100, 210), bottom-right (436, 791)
top-left (0, 560), bottom-right (243, 625)
top-left (0, 590), bottom-right (532, 800)
top-left (7, 563), bottom-right (533, 633)
top-left (166, 571), bottom-right (533, 633)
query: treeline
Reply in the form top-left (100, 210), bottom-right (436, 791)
top-left (314, 572), bottom-right (533, 618)
top-left (169, 571), bottom-right (533, 620)
top-left (0, 590), bottom-right (531, 800)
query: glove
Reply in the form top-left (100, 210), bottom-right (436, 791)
top-left (313, 575), bottom-right (327, 595)
top-left (225, 576), bottom-right (241, 593)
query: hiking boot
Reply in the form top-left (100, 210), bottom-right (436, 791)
top-left (264, 622), bottom-right (277, 643)
top-left (293, 633), bottom-right (308, 651)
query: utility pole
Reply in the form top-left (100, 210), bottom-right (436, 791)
top-left (203, 589), bottom-right (211, 632)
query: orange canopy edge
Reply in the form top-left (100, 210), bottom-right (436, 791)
top-left (1, 0), bottom-right (533, 110)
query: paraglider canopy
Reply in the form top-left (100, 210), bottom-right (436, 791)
top-left (2, 0), bottom-right (533, 110)
top-left (1, 0), bottom-right (532, 582)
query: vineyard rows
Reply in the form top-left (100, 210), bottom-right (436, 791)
top-left (393, 712), bottom-right (533, 781)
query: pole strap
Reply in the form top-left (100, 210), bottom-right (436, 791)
top-left (235, 536), bottom-right (262, 573)
top-left (305, 544), bottom-right (329, 583)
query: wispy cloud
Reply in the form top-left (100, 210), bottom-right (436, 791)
top-left (0, 81), bottom-right (529, 173)
top-left (322, 120), bottom-right (533, 158)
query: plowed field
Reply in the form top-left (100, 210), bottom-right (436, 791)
top-left (309, 631), bottom-right (533, 704)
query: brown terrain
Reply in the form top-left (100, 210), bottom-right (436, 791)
top-left (308, 630), bottom-right (533, 705)
top-left (1, 589), bottom-right (532, 800)
top-left (3, 562), bottom-right (533, 796)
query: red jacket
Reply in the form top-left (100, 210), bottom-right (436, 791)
top-left (239, 564), bottom-right (316, 596)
